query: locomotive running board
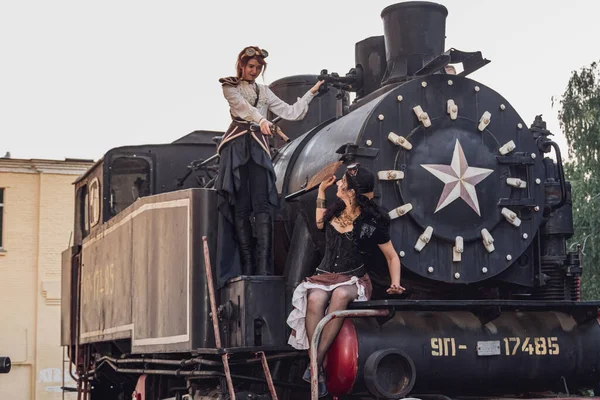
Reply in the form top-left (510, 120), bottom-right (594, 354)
top-left (407, 396), bottom-right (599, 400)
top-left (349, 299), bottom-right (600, 324)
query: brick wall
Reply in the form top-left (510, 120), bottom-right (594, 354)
top-left (0, 159), bottom-right (92, 400)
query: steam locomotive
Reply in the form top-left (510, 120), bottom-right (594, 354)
top-left (61, 1), bottom-right (600, 399)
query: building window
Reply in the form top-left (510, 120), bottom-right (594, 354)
top-left (0, 188), bottom-right (4, 249)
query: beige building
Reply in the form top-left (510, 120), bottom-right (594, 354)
top-left (0, 157), bottom-right (94, 400)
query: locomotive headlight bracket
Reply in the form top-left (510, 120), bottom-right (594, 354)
top-left (335, 143), bottom-right (379, 162)
top-left (414, 47), bottom-right (491, 78)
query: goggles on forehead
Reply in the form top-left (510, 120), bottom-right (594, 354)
top-left (346, 162), bottom-right (360, 177)
top-left (244, 47), bottom-right (269, 58)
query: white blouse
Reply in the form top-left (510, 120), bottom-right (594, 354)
top-left (222, 80), bottom-right (315, 124)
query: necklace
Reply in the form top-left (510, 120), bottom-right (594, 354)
top-left (334, 208), bottom-right (359, 229)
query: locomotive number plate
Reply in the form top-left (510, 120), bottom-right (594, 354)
top-left (476, 340), bottom-right (501, 356)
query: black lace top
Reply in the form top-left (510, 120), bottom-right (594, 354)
top-left (317, 213), bottom-right (391, 276)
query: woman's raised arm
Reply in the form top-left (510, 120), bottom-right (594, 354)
top-left (316, 175), bottom-right (336, 229)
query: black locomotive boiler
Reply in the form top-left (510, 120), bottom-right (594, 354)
top-left (61, 2), bottom-right (600, 400)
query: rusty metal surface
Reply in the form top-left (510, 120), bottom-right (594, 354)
top-left (257, 351), bottom-right (279, 400)
top-left (203, 236), bottom-right (236, 400)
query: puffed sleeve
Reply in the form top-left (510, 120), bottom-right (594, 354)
top-left (266, 87), bottom-right (315, 121)
top-left (222, 85), bottom-right (265, 124)
top-left (372, 216), bottom-right (391, 245)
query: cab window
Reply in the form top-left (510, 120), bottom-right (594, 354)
top-left (109, 157), bottom-right (151, 216)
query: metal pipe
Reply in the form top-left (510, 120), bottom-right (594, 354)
top-left (96, 351), bottom-right (306, 369)
top-left (96, 356), bottom-right (203, 367)
top-left (229, 351), bottom-right (306, 365)
top-left (257, 351), bottom-right (278, 400)
top-left (202, 236), bottom-right (236, 400)
top-left (95, 359), bottom-right (308, 391)
top-left (84, 345), bottom-right (92, 400)
top-left (68, 348), bottom-right (77, 384)
top-left (309, 309), bottom-right (390, 400)
top-left (75, 256), bottom-right (84, 399)
top-left (62, 347), bottom-right (65, 400)
top-left (187, 374), bottom-right (308, 391)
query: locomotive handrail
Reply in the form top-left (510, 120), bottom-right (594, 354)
top-left (176, 153), bottom-right (220, 187)
top-left (309, 308), bottom-right (391, 400)
top-left (530, 115), bottom-right (567, 210)
top-left (548, 140), bottom-right (568, 210)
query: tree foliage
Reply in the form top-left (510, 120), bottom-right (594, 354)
top-left (557, 61), bottom-right (600, 299)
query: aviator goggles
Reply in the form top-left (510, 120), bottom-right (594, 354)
top-left (346, 162), bottom-right (360, 177)
top-left (243, 47), bottom-right (269, 58)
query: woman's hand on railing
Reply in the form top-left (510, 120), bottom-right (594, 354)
top-left (386, 284), bottom-right (406, 295)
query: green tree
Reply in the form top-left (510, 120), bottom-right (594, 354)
top-left (557, 61), bottom-right (600, 300)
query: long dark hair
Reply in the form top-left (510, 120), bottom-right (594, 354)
top-left (322, 166), bottom-right (389, 225)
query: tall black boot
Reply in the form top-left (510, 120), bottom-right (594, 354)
top-left (234, 217), bottom-right (255, 275)
top-left (254, 212), bottom-right (273, 275)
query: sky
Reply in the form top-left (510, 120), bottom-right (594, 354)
top-left (1, 0), bottom-right (598, 162)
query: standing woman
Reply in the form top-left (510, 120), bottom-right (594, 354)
top-left (286, 164), bottom-right (404, 397)
top-left (216, 46), bottom-right (324, 276)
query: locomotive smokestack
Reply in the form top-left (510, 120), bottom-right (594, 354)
top-left (380, 1), bottom-right (448, 85)
top-left (355, 36), bottom-right (387, 98)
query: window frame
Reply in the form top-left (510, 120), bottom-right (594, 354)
top-left (78, 185), bottom-right (90, 239)
top-left (108, 156), bottom-right (151, 217)
top-left (89, 178), bottom-right (101, 228)
top-left (0, 188), bottom-right (4, 250)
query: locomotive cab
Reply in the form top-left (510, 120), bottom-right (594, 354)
top-left (72, 130), bottom-right (221, 243)
top-left (61, 132), bottom-right (227, 352)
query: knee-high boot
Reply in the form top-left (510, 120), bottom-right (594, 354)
top-left (234, 217), bottom-right (255, 275)
top-left (254, 212), bottom-right (273, 275)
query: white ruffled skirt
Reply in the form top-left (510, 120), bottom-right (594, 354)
top-left (286, 273), bottom-right (372, 350)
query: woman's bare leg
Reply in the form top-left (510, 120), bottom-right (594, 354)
top-left (316, 285), bottom-right (359, 365)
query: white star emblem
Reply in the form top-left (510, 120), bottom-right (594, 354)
top-left (421, 139), bottom-right (493, 216)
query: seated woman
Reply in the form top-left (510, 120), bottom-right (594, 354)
top-left (286, 164), bottom-right (405, 396)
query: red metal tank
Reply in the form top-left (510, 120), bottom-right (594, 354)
top-left (323, 319), bottom-right (359, 396)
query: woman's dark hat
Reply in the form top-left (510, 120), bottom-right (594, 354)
top-left (345, 163), bottom-right (375, 198)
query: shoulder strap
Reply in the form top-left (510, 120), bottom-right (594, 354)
top-left (252, 83), bottom-right (260, 107)
top-left (219, 76), bottom-right (240, 87)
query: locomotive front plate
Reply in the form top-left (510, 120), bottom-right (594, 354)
top-left (367, 74), bottom-right (546, 284)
